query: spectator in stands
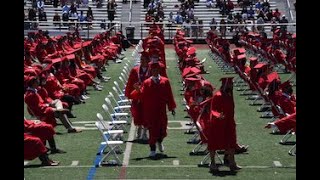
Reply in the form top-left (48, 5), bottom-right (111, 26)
top-left (279, 15), bottom-right (288, 32)
top-left (96, 0), bottom-right (103, 8)
top-left (265, 9), bottom-right (273, 21)
top-left (69, 2), bottom-right (78, 18)
top-left (53, 0), bottom-right (59, 8)
top-left (62, 11), bottom-right (69, 26)
top-left (156, 6), bottom-right (165, 21)
top-left (219, 19), bottom-right (227, 38)
top-left (86, 6), bottom-right (94, 29)
top-left (191, 19), bottom-right (198, 37)
top-left (32, 0), bottom-right (37, 9)
top-left (255, 0), bottom-right (262, 11)
top-left (62, 3), bottom-right (70, 14)
top-left (187, 7), bottom-right (194, 20)
top-left (78, 10), bottom-right (86, 28)
top-left (227, 13), bottom-right (235, 32)
top-left (256, 10), bottom-right (266, 20)
top-left (100, 19), bottom-right (106, 30)
top-left (206, 0), bottom-right (215, 8)
top-left (234, 12), bottom-right (242, 22)
top-left (256, 16), bottom-right (265, 31)
top-left (198, 20), bottom-right (204, 37)
top-left (247, 6), bottom-right (255, 19)
top-left (273, 8), bottom-right (281, 21)
top-left (28, 8), bottom-right (38, 29)
top-left (144, 0), bottom-right (151, 9)
top-left (168, 11), bottom-right (175, 23)
top-left (270, 17), bottom-right (277, 32)
top-left (37, 0), bottom-right (45, 12)
top-left (175, 12), bottom-right (183, 24)
top-left (183, 19), bottom-right (192, 37)
top-left (209, 17), bottom-right (218, 31)
top-left (226, 0), bottom-right (234, 12)
top-left (38, 9), bottom-right (47, 21)
top-left (107, 0), bottom-right (117, 22)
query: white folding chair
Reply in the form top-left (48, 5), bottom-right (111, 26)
top-left (112, 86), bottom-right (128, 101)
top-left (107, 92), bottom-right (131, 113)
top-left (105, 97), bottom-right (131, 116)
top-left (119, 76), bottom-right (127, 88)
top-left (114, 81), bottom-right (125, 94)
top-left (101, 104), bottom-right (128, 132)
top-left (96, 113), bottom-right (124, 141)
top-left (121, 72), bottom-right (127, 81)
top-left (288, 144), bottom-right (296, 156)
top-left (122, 69), bottom-right (129, 79)
top-left (95, 120), bottom-right (123, 167)
top-left (109, 91), bottom-right (131, 106)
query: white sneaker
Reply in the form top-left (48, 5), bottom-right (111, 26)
top-left (157, 142), bottom-right (164, 152)
top-left (149, 151), bottom-right (156, 157)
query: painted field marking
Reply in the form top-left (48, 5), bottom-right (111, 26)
top-left (173, 160), bottom-right (180, 166)
top-left (40, 164), bottom-right (295, 169)
top-left (72, 121), bottom-right (96, 124)
top-left (71, 161), bottom-right (79, 166)
top-left (273, 161), bottom-right (283, 167)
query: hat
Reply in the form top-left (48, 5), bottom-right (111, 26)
top-left (233, 48), bottom-right (246, 55)
top-left (237, 54), bottom-right (246, 60)
top-left (220, 77), bottom-right (234, 86)
top-left (185, 77), bottom-right (201, 82)
top-left (181, 67), bottom-right (201, 78)
top-left (149, 62), bottom-right (161, 69)
top-left (279, 81), bottom-right (292, 89)
top-left (186, 47), bottom-right (196, 55)
top-left (249, 57), bottom-right (258, 61)
top-left (116, 31), bottom-right (122, 35)
top-left (266, 72), bottom-right (280, 83)
top-left (254, 63), bottom-right (267, 69)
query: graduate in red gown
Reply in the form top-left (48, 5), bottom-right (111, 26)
top-left (125, 51), bottom-right (151, 140)
top-left (131, 62), bottom-right (176, 158)
top-left (207, 77), bottom-right (241, 173)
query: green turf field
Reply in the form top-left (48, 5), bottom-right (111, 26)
top-left (24, 46), bottom-right (296, 179)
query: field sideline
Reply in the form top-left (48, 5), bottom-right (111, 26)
top-left (24, 46), bottom-right (296, 179)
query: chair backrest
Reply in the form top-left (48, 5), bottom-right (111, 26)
top-left (112, 86), bottom-right (125, 100)
top-left (95, 121), bottom-right (110, 142)
top-left (119, 76), bottom-right (126, 87)
top-left (102, 104), bottom-right (113, 122)
top-left (96, 112), bottom-right (110, 130)
top-left (120, 72), bottom-right (126, 81)
top-left (114, 81), bottom-right (123, 94)
top-left (105, 97), bottom-right (116, 113)
top-left (108, 92), bottom-right (119, 104)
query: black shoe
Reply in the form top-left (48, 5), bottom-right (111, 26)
top-left (50, 148), bottom-right (67, 154)
top-left (67, 113), bottom-right (77, 118)
top-left (235, 145), bottom-right (249, 154)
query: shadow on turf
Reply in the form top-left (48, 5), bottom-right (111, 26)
top-left (198, 164), bottom-right (237, 176)
top-left (132, 153), bottom-right (177, 161)
top-left (125, 139), bottom-right (149, 144)
top-left (24, 164), bottom-right (43, 168)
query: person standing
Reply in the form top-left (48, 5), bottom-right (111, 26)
top-left (125, 52), bottom-right (151, 140)
top-left (207, 77), bottom-right (241, 173)
top-left (131, 62), bottom-right (176, 158)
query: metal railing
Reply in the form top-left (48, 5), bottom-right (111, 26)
top-left (24, 20), bottom-right (296, 40)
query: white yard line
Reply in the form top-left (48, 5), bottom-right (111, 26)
top-left (122, 121), bottom-right (136, 166)
top-left (39, 164), bottom-right (295, 169)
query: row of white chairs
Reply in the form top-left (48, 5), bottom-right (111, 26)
top-left (94, 42), bottom-right (142, 167)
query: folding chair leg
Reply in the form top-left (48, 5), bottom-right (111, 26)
top-left (280, 129), bottom-right (293, 144)
top-left (288, 144), bottom-right (296, 156)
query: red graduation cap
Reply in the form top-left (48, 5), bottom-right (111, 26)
top-left (233, 48), bottom-right (246, 55)
top-left (254, 63), bottom-right (267, 69)
top-left (66, 54), bottom-right (75, 60)
top-left (220, 77), bottom-right (234, 86)
top-left (185, 77), bottom-right (201, 82)
top-left (266, 72), bottom-right (280, 83)
top-left (237, 54), bottom-right (246, 60)
top-left (249, 57), bottom-right (258, 61)
top-left (116, 31), bottom-right (122, 35)
top-left (82, 41), bottom-right (92, 47)
top-left (292, 33), bottom-right (296, 39)
top-left (248, 32), bottom-right (260, 37)
top-left (279, 81), bottom-right (292, 90)
top-left (181, 67), bottom-right (201, 78)
top-left (186, 47), bottom-right (196, 55)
